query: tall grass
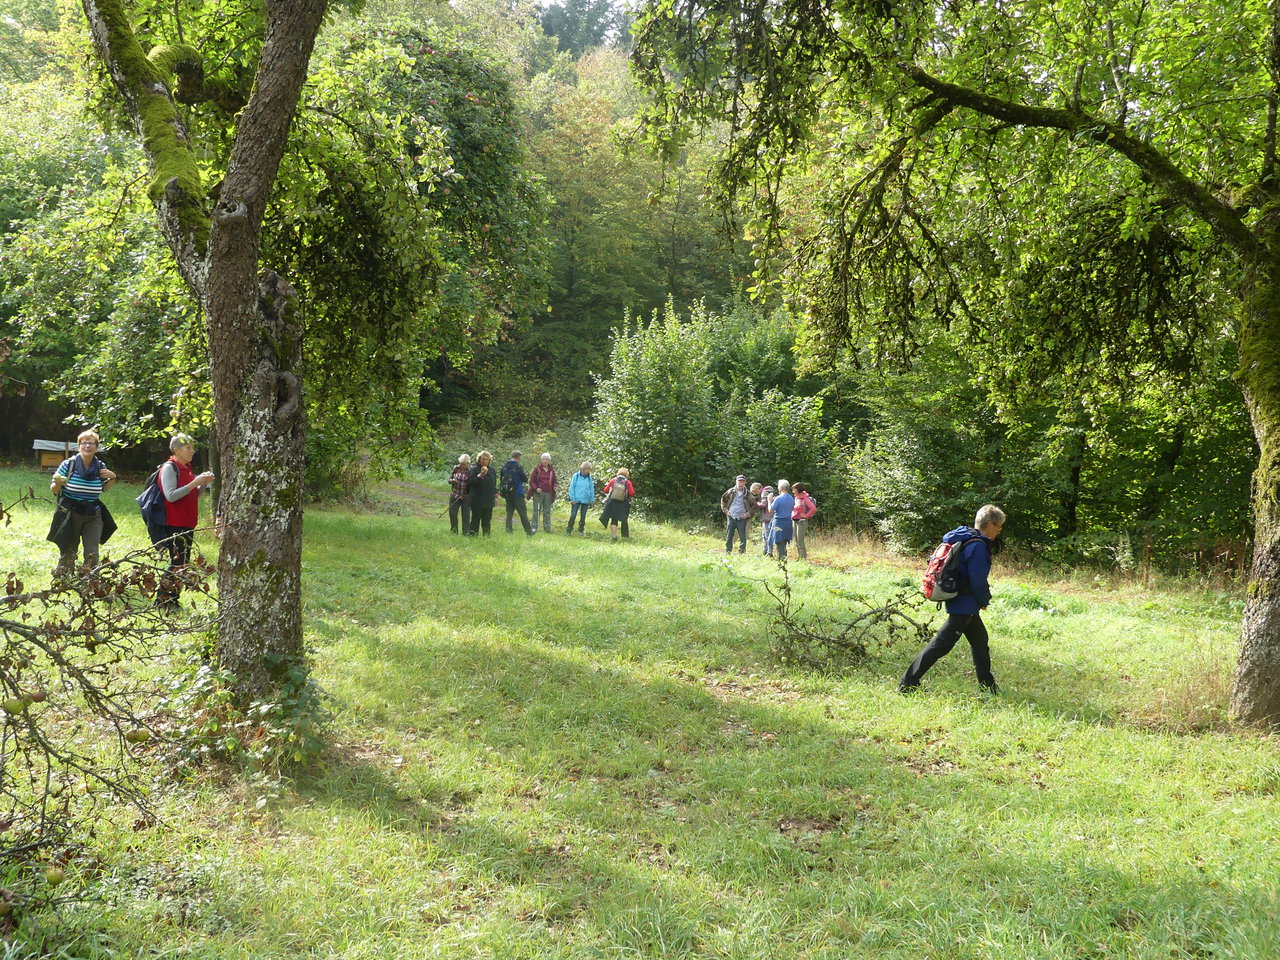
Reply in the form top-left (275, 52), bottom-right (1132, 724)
top-left (0, 467), bottom-right (1275, 959)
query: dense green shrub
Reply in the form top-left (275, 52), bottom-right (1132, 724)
top-left (584, 301), bottom-right (849, 519)
top-left (584, 301), bottom-right (721, 509)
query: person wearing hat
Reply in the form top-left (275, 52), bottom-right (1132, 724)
top-left (720, 474), bottom-right (756, 554)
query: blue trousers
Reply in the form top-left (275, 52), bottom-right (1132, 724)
top-left (725, 517), bottom-right (748, 552)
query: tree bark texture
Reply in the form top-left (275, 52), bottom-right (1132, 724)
top-left (82, 0), bottom-right (327, 703)
top-left (1233, 256), bottom-right (1280, 724)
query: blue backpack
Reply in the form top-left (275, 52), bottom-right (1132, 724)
top-left (136, 462), bottom-right (169, 527)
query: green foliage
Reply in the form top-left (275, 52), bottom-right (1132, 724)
top-left (161, 657), bottom-right (333, 779)
top-left (4, 164), bottom-right (207, 442)
top-left (585, 300), bottom-right (840, 519)
top-left (439, 47), bottom-right (748, 427)
top-left (538, 0), bottom-right (619, 57)
top-left (848, 339), bottom-right (1254, 565)
top-left (0, 0), bottom-right (62, 82)
top-left (584, 300), bottom-right (721, 507)
top-left (3, 13), bottom-right (549, 494)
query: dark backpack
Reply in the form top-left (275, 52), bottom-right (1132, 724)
top-left (136, 461), bottom-right (169, 527)
top-left (499, 462), bottom-right (518, 498)
top-left (922, 537), bottom-right (984, 603)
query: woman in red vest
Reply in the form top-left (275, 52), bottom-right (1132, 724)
top-left (157, 434), bottom-right (215, 609)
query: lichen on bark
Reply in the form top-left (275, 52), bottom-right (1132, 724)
top-left (1233, 255), bottom-right (1280, 724)
top-left (84, 0), bottom-right (209, 252)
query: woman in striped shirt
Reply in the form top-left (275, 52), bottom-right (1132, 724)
top-left (50, 429), bottom-right (116, 571)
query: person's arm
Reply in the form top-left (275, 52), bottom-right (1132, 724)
top-left (161, 462), bottom-right (199, 502)
top-left (968, 541), bottom-right (993, 608)
top-left (626, 480), bottom-right (635, 496)
top-left (50, 461), bottom-right (68, 493)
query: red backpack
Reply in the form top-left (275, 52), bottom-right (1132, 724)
top-left (922, 537), bottom-right (984, 603)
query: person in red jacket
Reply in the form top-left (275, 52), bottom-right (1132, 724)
top-left (527, 453), bottom-right (558, 534)
top-left (156, 434), bottom-right (215, 609)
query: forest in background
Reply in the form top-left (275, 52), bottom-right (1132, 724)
top-left (0, 0), bottom-right (1256, 565)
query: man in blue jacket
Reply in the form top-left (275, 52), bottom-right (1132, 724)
top-left (899, 504), bottom-right (1006, 695)
top-left (501, 451), bottom-right (533, 535)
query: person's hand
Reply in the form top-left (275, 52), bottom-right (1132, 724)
top-left (195, 471), bottom-right (215, 488)
top-left (53, 474), bottom-right (67, 487)
top-left (99, 469), bottom-right (116, 482)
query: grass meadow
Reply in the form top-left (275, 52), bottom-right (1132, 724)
top-left (0, 465), bottom-right (1277, 959)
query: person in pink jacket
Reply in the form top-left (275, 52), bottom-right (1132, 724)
top-left (791, 483), bottom-right (817, 560)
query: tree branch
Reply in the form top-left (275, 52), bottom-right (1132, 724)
top-left (898, 62), bottom-right (1264, 262)
top-left (80, 0), bottom-right (211, 272)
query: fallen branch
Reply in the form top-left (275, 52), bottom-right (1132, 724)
top-left (762, 561), bottom-right (936, 670)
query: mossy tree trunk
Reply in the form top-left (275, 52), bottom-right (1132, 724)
top-left (1233, 250), bottom-right (1280, 724)
top-left (81, 0), bottom-right (327, 702)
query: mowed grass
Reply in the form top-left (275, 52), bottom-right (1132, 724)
top-left (0, 466), bottom-right (1277, 959)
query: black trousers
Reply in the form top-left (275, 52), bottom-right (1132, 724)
top-left (156, 526), bottom-right (195, 607)
top-left (449, 497), bottom-right (470, 534)
top-left (505, 496), bottom-right (532, 534)
top-left (568, 502), bottom-right (590, 531)
top-left (468, 504), bottom-right (493, 536)
top-left (900, 613), bottom-right (995, 689)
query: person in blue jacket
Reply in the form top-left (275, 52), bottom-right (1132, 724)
top-left (770, 480), bottom-right (796, 561)
top-left (566, 461), bottom-right (596, 535)
top-left (501, 451), bottom-right (533, 536)
top-left (899, 504), bottom-right (1006, 695)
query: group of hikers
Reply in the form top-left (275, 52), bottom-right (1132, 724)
top-left (448, 451), bottom-right (635, 541)
top-left (46, 431), bottom-right (1009, 697)
top-left (719, 474), bottom-right (818, 561)
top-left (47, 429), bottom-right (213, 608)
top-left (445, 451), bottom-right (823, 561)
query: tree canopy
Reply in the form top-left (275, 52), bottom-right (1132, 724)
top-left (632, 0), bottom-right (1280, 723)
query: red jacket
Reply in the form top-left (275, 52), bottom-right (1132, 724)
top-left (163, 457), bottom-right (200, 528)
top-left (528, 463), bottom-right (557, 495)
top-left (603, 476), bottom-right (635, 500)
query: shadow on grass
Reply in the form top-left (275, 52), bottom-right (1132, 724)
top-left (305, 504), bottom-right (1232, 736)
top-left (276, 630), bottom-right (1280, 957)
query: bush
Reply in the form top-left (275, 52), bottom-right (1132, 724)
top-left (584, 300), bottom-right (846, 519)
top-left (584, 301), bottom-right (722, 513)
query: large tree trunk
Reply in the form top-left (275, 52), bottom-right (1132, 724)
top-left (206, 269), bottom-right (306, 698)
top-left (83, 0), bottom-right (327, 703)
top-left (200, 2), bottom-right (326, 700)
top-left (1232, 256), bottom-right (1280, 724)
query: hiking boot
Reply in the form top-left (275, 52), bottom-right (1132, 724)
top-left (979, 680), bottom-right (1000, 696)
top-left (897, 683), bottom-right (920, 695)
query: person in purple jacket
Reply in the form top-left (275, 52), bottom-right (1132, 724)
top-left (899, 504), bottom-right (1006, 695)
